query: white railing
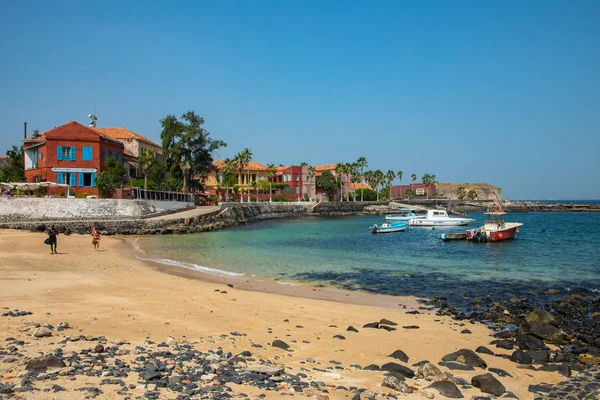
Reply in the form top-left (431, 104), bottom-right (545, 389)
top-left (132, 188), bottom-right (196, 202)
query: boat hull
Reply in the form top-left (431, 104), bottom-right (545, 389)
top-left (466, 223), bottom-right (522, 242)
top-left (370, 221), bottom-right (408, 234)
top-left (409, 218), bottom-right (475, 227)
top-left (440, 232), bottom-right (467, 241)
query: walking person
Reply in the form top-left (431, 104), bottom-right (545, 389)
top-left (91, 225), bottom-right (101, 251)
top-left (46, 225), bottom-right (58, 254)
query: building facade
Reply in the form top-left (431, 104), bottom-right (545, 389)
top-left (23, 121), bottom-right (125, 197)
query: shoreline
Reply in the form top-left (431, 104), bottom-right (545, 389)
top-left (0, 229), bottom-right (595, 399)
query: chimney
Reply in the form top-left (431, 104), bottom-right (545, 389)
top-left (23, 122), bottom-right (27, 139)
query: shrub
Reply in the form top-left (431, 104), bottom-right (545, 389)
top-left (76, 192), bottom-right (88, 199)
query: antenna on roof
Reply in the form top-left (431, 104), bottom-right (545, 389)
top-left (88, 113), bottom-right (98, 128)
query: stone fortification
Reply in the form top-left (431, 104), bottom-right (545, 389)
top-left (434, 183), bottom-right (503, 202)
top-left (311, 201), bottom-right (390, 215)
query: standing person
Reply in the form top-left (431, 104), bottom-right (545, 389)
top-left (46, 225), bottom-right (58, 254)
top-left (91, 225), bottom-right (101, 251)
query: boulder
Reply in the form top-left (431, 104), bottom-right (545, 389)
top-left (379, 319), bottom-right (398, 326)
top-left (510, 350), bottom-right (533, 364)
top-left (34, 327), bottom-right (53, 338)
top-left (416, 362), bottom-right (447, 381)
top-left (382, 375), bottom-right (413, 393)
top-left (527, 350), bottom-right (551, 362)
top-left (272, 340), bottom-right (290, 351)
top-left (525, 309), bottom-right (557, 325)
top-left (363, 322), bottom-right (379, 329)
top-left (519, 322), bottom-right (565, 343)
top-left (25, 355), bottom-right (66, 371)
top-left (471, 373), bottom-right (506, 396)
top-left (426, 381), bottom-right (464, 398)
top-left (245, 364), bottom-right (285, 376)
top-left (475, 346), bottom-right (494, 356)
top-left (517, 334), bottom-right (547, 350)
top-left (441, 349), bottom-right (487, 368)
top-left (346, 326), bottom-right (359, 333)
top-left (363, 364), bottom-right (380, 371)
top-left (387, 350), bottom-right (409, 363)
top-left (380, 362), bottom-right (415, 378)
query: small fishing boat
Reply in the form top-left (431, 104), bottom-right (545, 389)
top-left (409, 210), bottom-right (475, 227)
top-left (370, 220), bottom-right (409, 234)
top-left (385, 208), bottom-right (426, 221)
top-left (466, 204), bottom-right (523, 242)
top-left (440, 232), bottom-right (467, 241)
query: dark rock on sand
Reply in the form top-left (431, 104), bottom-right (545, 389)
top-left (346, 326), bottom-right (359, 333)
top-left (426, 381), bottom-right (464, 398)
top-left (380, 362), bottom-right (415, 378)
top-left (438, 361), bottom-right (475, 371)
top-left (488, 367), bottom-right (512, 377)
top-left (471, 373), bottom-right (506, 396)
top-left (387, 350), bottom-right (409, 363)
top-left (363, 322), bottom-right (379, 329)
top-left (519, 322), bottom-right (564, 343)
top-left (527, 350), bottom-right (551, 362)
top-left (476, 346), bottom-right (494, 356)
top-left (509, 350), bottom-right (533, 364)
top-left (382, 375), bottom-right (413, 393)
top-left (25, 355), bottom-right (66, 371)
top-left (442, 349), bottom-right (487, 368)
top-left (333, 335), bottom-right (345, 340)
top-left (272, 340), bottom-right (290, 350)
top-left (525, 309), bottom-right (557, 325)
top-left (363, 364), bottom-right (380, 371)
top-left (94, 344), bottom-right (105, 353)
top-left (492, 339), bottom-right (515, 350)
top-left (378, 325), bottom-right (396, 332)
top-left (461, 329), bottom-right (472, 334)
top-left (379, 319), bottom-right (397, 326)
top-left (517, 334), bottom-right (547, 351)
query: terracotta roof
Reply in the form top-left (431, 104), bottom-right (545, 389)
top-left (276, 166), bottom-right (286, 173)
top-left (94, 128), bottom-right (161, 148)
top-left (23, 133), bottom-right (47, 142)
top-left (436, 183), bottom-right (499, 189)
top-left (124, 150), bottom-right (136, 158)
top-left (213, 160), bottom-right (267, 171)
top-left (0, 156), bottom-right (9, 159)
top-left (314, 164), bottom-right (337, 172)
top-left (350, 183), bottom-right (372, 190)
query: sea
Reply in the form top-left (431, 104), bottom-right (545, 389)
top-left (134, 205), bottom-right (600, 309)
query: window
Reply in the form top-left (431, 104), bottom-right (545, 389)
top-left (78, 172), bottom-right (96, 187)
top-left (57, 173), bottom-right (77, 186)
top-left (82, 146), bottom-right (93, 161)
top-left (117, 152), bottom-right (122, 164)
top-left (39, 152), bottom-right (43, 159)
top-left (57, 146), bottom-right (76, 161)
top-left (105, 149), bottom-right (109, 160)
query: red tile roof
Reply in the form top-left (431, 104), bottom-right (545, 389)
top-left (94, 128), bottom-right (161, 148)
top-left (314, 164), bottom-right (338, 172)
top-left (213, 160), bottom-right (267, 171)
top-left (350, 183), bottom-right (372, 190)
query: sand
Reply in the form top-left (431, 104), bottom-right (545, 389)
top-left (0, 230), bottom-right (562, 399)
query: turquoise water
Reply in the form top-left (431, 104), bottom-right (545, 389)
top-left (135, 212), bottom-right (600, 306)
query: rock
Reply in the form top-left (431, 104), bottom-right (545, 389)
top-left (579, 354), bottom-right (600, 364)
top-left (402, 325), bottom-right (420, 329)
top-left (0, 382), bottom-right (15, 395)
top-left (438, 361), bottom-right (475, 371)
top-left (387, 350), bottom-right (409, 363)
top-left (346, 326), bottom-right (359, 333)
top-left (488, 367), bottom-right (512, 377)
top-left (476, 346), bottom-right (494, 356)
top-left (519, 322), bottom-right (564, 343)
top-left (380, 362), bottom-right (415, 378)
top-left (34, 327), bottom-right (53, 338)
top-left (245, 364), bottom-right (284, 375)
top-left (416, 362), bottom-right (447, 381)
top-left (333, 335), bottom-right (345, 340)
top-left (509, 350), bottom-right (533, 364)
top-left (379, 325), bottom-right (396, 332)
top-left (363, 364), bottom-right (380, 371)
top-left (57, 322), bottom-right (69, 331)
top-left (93, 344), bottom-right (105, 353)
top-left (420, 389), bottom-right (436, 399)
top-left (527, 350), bottom-right (551, 362)
top-left (517, 334), bottom-right (547, 350)
top-left (471, 373), bottom-right (505, 396)
top-left (142, 368), bottom-right (161, 381)
top-left (25, 355), bottom-right (66, 371)
top-left (272, 340), bottom-right (290, 350)
top-left (166, 336), bottom-right (177, 346)
top-left (426, 381), bottom-right (464, 398)
top-left (441, 349), bottom-right (487, 368)
top-left (461, 329), bottom-right (472, 334)
top-left (525, 308), bottom-right (557, 325)
top-left (363, 322), bottom-right (379, 329)
top-left (382, 375), bottom-right (413, 393)
top-left (492, 339), bottom-right (515, 350)
top-left (379, 319), bottom-right (397, 326)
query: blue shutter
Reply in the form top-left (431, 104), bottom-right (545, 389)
top-left (112, 151), bottom-right (116, 159)
top-left (57, 173), bottom-right (63, 184)
top-left (83, 146), bottom-right (92, 161)
top-left (71, 147), bottom-right (76, 161)
top-left (39, 152), bottom-right (43, 159)
top-left (70, 173), bottom-right (76, 187)
top-left (91, 173), bottom-right (96, 187)
top-left (117, 152), bottom-right (122, 164)
top-left (104, 149), bottom-right (109, 160)
top-left (57, 146), bottom-right (63, 160)
top-left (79, 173), bottom-right (85, 187)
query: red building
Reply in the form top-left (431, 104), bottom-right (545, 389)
top-left (23, 121), bottom-right (125, 197)
top-left (390, 183), bottom-right (437, 199)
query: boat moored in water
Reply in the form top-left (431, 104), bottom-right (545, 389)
top-left (385, 208), bottom-right (426, 222)
top-left (409, 210), bottom-right (475, 227)
top-left (370, 220), bottom-right (409, 234)
top-left (440, 232), bottom-right (467, 241)
top-left (466, 204), bottom-right (523, 242)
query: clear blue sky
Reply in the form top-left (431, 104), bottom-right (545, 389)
top-left (1, 0), bottom-right (599, 199)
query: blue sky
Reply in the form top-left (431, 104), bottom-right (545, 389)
top-left (1, 0), bottom-right (598, 199)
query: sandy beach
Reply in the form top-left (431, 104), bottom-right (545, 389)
top-left (0, 230), bottom-right (564, 399)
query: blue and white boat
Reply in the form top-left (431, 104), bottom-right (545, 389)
top-left (385, 208), bottom-right (426, 222)
top-left (409, 210), bottom-right (475, 227)
top-left (370, 220), bottom-right (409, 234)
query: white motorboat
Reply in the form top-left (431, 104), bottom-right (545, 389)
top-left (385, 208), bottom-right (426, 221)
top-left (370, 220), bottom-right (409, 234)
top-left (409, 210), bottom-right (475, 227)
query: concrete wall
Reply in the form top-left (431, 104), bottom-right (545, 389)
top-left (0, 198), bottom-right (193, 221)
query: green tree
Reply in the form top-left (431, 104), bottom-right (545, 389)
top-left (0, 146), bottom-right (25, 182)
top-left (467, 189), bottom-right (478, 200)
top-left (348, 162), bottom-right (360, 201)
top-left (384, 170), bottom-right (396, 199)
top-left (421, 173), bottom-right (433, 199)
top-left (266, 163), bottom-right (277, 202)
top-left (307, 165), bottom-right (316, 202)
top-left (160, 111), bottom-right (226, 193)
top-left (316, 170), bottom-right (337, 201)
top-left (404, 188), bottom-right (415, 199)
top-left (235, 148), bottom-right (252, 202)
top-left (373, 169), bottom-right (384, 201)
top-left (411, 173), bottom-right (417, 184)
top-left (137, 150), bottom-right (155, 190)
top-left (356, 156), bottom-right (368, 201)
top-left (334, 163), bottom-right (348, 201)
top-left (222, 157), bottom-right (239, 201)
top-left (456, 186), bottom-right (466, 200)
top-left (397, 170), bottom-right (403, 186)
top-left (96, 157), bottom-right (126, 198)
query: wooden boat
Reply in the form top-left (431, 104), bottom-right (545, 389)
top-left (440, 232), bottom-right (467, 241)
top-left (385, 208), bottom-right (426, 221)
top-left (370, 220), bottom-right (408, 234)
top-left (409, 210), bottom-right (475, 227)
top-left (466, 204), bottom-right (523, 242)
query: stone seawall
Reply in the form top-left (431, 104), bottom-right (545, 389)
top-left (311, 201), bottom-right (390, 215)
top-left (0, 198), bottom-right (194, 222)
top-left (0, 203), bottom-right (309, 235)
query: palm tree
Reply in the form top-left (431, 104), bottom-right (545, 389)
top-left (222, 157), bottom-right (238, 201)
top-left (385, 170), bottom-right (396, 199)
top-left (397, 170), bottom-right (403, 186)
top-left (356, 157), bottom-right (367, 201)
top-left (421, 173), bottom-right (433, 199)
top-left (364, 170), bottom-right (374, 195)
top-left (373, 169), bottom-right (384, 201)
top-left (180, 160), bottom-right (192, 193)
top-left (137, 150), bottom-right (155, 191)
top-left (235, 150), bottom-right (249, 202)
top-left (411, 173), bottom-right (417, 184)
top-left (348, 162), bottom-right (360, 201)
top-left (307, 165), bottom-right (316, 202)
top-left (334, 163), bottom-right (346, 201)
top-left (266, 163), bottom-right (277, 202)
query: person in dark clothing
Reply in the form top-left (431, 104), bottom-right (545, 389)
top-left (47, 225), bottom-right (58, 254)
